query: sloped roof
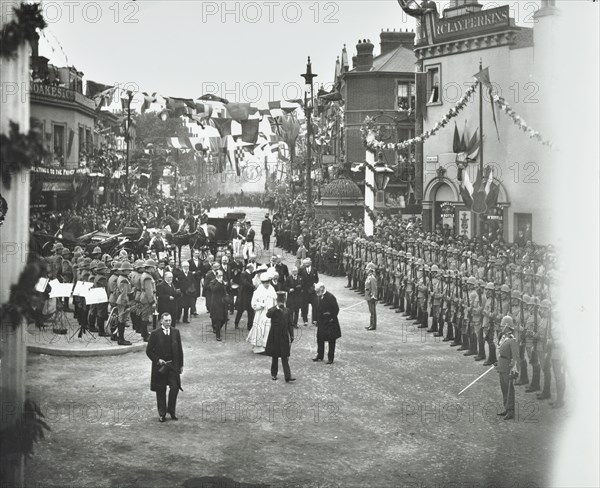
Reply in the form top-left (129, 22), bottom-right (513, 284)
top-left (349, 44), bottom-right (416, 74)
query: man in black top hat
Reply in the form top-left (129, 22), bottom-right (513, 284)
top-left (265, 292), bottom-right (295, 382)
top-left (261, 213), bottom-right (273, 251)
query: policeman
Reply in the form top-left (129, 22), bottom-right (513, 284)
top-left (496, 316), bottom-right (520, 420)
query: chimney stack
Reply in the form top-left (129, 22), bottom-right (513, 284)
top-left (354, 39), bottom-right (374, 71)
top-left (380, 29), bottom-right (416, 55)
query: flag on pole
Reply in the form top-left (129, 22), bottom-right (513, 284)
top-left (474, 66), bottom-right (500, 141)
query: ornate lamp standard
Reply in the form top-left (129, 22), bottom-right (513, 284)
top-left (364, 151), bottom-right (394, 237)
top-left (120, 90), bottom-right (134, 199)
top-left (301, 57), bottom-right (317, 212)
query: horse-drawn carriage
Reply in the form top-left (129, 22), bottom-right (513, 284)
top-left (166, 215), bottom-right (244, 264)
top-left (33, 226), bottom-right (147, 258)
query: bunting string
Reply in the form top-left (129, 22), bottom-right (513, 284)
top-left (361, 81), bottom-right (478, 152)
top-left (492, 94), bottom-right (556, 150)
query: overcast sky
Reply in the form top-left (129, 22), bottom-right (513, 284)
top-left (37, 0), bottom-right (541, 104)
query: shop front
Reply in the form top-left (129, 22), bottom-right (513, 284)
top-left (423, 176), bottom-right (510, 240)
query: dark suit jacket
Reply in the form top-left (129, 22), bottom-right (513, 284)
top-left (284, 275), bottom-right (303, 308)
top-left (275, 263), bottom-right (290, 282)
top-left (188, 258), bottom-right (203, 295)
top-left (299, 266), bottom-right (319, 294)
top-left (146, 327), bottom-right (183, 391)
top-left (174, 269), bottom-right (196, 307)
top-left (315, 291), bottom-right (341, 341)
top-left (156, 281), bottom-right (180, 320)
top-left (246, 228), bottom-right (255, 243)
top-left (209, 279), bottom-right (228, 321)
top-left (265, 306), bottom-right (294, 358)
top-left (261, 219), bottom-right (273, 236)
top-left (236, 270), bottom-right (254, 310)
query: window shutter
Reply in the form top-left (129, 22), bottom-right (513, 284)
top-left (416, 72), bottom-right (427, 120)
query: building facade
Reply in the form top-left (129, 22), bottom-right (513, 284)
top-left (416, 0), bottom-right (558, 244)
top-left (331, 30), bottom-right (420, 208)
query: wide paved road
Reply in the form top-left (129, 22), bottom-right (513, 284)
top-left (25, 209), bottom-right (565, 488)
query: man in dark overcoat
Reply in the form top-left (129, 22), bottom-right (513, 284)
top-left (312, 283), bottom-right (341, 364)
top-left (209, 269), bottom-right (228, 341)
top-left (146, 313), bottom-right (184, 422)
top-left (234, 263), bottom-right (256, 330)
top-left (156, 271), bottom-right (180, 324)
top-left (174, 262), bottom-right (196, 323)
top-left (299, 258), bottom-right (319, 326)
top-left (265, 292), bottom-right (295, 382)
top-left (284, 266), bottom-right (303, 328)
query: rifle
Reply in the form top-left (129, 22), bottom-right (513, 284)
top-left (466, 281), bottom-right (472, 335)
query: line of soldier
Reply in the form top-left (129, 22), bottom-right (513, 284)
top-left (342, 236), bottom-right (565, 408)
top-left (45, 243), bottom-right (158, 345)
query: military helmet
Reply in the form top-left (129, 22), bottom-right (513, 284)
top-left (120, 262), bottom-right (133, 272)
top-left (92, 246), bottom-right (102, 255)
top-left (500, 284), bottom-right (511, 293)
top-left (111, 261), bottom-right (122, 271)
top-left (467, 276), bottom-right (477, 285)
top-left (511, 290), bottom-right (522, 300)
top-left (522, 294), bottom-right (532, 305)
top-left (61, 248), bottom-right (71, 256)
top-left (94, 262), bottom-right (107, 272)
top-left (133, 259), bottom-right (145, 270)
top-left (478, 279), bottom-right (486, 287)
top-left (485, 282), bottom-right (495, 290)
top-left (430, 265), bottom-right (440, 273)
top-left (500, 316), bottom-right (515, 330)
top-left (540, 299), bottom-right (552, 309)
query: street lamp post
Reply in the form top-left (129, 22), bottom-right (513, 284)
top-left (301, 57), bottom-right (317, 213)
top-left (364, 151), bottom-right (394, 237)
top-left (121, 90), bottom-right (134, 199)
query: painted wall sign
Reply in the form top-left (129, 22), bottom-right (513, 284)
top-left (434, 5), bottom-right (511, 43)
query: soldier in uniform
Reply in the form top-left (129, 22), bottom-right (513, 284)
top-left (442, 269), bottom-right (454, 342)
top-left (465, 276), bottom-right (482, 357)
top-left (130, 260), bottom-right (146, 334)
top-left (514, 292), bottom-right (530, 386)
top-left (91, 262), bottom-right (110, 336)
top-left (364, 263), bottom-right (378, 331)
top-left (115, 262), bottom-right (133, 346)
top-left (138, 259), bottom-right (157, 342)
top-left (480, 282), bottom-right (497, 364)
top-left (496, 316), bottom-right (520, 420)
top-left (536, 299), bottom-right (552, 400)
top-left (428, 265), bottom-right (443, 335)
top-left (524, 295), bottom-right (541, 393)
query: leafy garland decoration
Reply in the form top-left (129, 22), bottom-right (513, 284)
top-left (364, 180), bottom-right (376, 194)
top-left (364, 205), bottom-right (377, 224)
top-left (1, 122), bottom-right (49, 189)
top-left (492, 94), bottom-right (556, 149)
top-left (0, 3), bottom-right (47, 59)
top-left (0, 399), bottom-right (50, 462)
top-left (361, 81), bottom-right (478, 152)
top-left (0, 260), bottom-right (47, 331)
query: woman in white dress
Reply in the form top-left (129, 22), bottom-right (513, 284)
top-left (247, 271), bottom-right (278, 354)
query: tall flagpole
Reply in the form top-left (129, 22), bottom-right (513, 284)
top-left (478, 59), bottom-right (484, 238)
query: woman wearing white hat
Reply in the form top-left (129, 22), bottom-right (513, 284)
top-left (247, 272), bottom-right (277, 354)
